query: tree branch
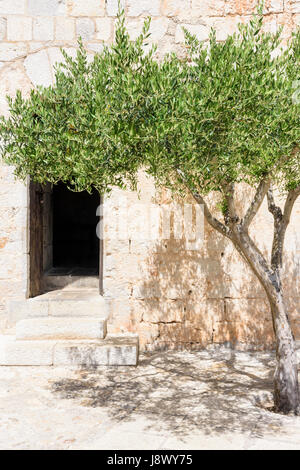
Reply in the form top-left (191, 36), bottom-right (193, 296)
top-left (242, 178), bottom-right (270, 230)
top-left (267, 185), bottom-right (300, 271)
top-left (175, 168), bottom-right (231, 238)
top-left (191, 191), bottom-right (231, 238)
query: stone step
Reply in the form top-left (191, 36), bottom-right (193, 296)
top-left (8, 290), bottom-right (106, 325)
top-left (0, 334), bottom-right (139, 366)
top-left (43, 275), bottom-right (99, 291)
top-left (16, 317), bottom-right (107, 340)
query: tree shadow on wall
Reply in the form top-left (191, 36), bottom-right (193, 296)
top-left (135, 222), bottom-right (276, 351)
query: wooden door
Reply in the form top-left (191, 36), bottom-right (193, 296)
top-left (27, 180), bottom-right (44, 298)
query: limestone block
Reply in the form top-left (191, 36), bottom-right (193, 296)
top-left (76, 18), bottom-right (95, 41)
top-left (175, 23), bottom-right (209, 43)
top-left (24, 49), bottom-right (53, 87)
top-left (29, 42), bottom-right (45, 52)
top-left (53, 335), bottom-right (139, 366)
top-left (0, 181), bottom-right (27, 207)
top-left (48, 297), bottom-right (105, 316)
top-left (0, 17), bottom-right (6, 40)
top-left (33, 17), bottom-right (54, 41)
top-left (28, 0), bottom-right (66, 16)
top-left (103, 278), bottom-right (131, 299)
top-left (131, 282), bottom-right (160, 299)
top-left (106, 0), bottom-right (125, 16)
top-left (149, 18), bottom-right (169, 41)
top-left (68, 0), bottom-right (105, 16)
top-left (290, 1), bottom-right (300, 13)
top-left (124, 17), bottom-right (169, 41)
top-left (185, 299), bottom-right (225, 325)
top-left (0, 63), bottom-right (32, 118)
top-left (157, 321), bottom-right (210, 346)
top-left (86, 43), bottom-right (104, 53)
top-left (191, 0), bottom-right (225, 16)
top-left (95, 18), bottom-right (112, 41)
top-left (7, 16), bottom-right (32, 41)
top-left (0, 335), bottom-right (54, 365)
top-left (127, 0), bottom-right (161, 16)
top-left (8, 299), bottom-right (49, 325)
top-left (55, 17), bottom-right (75, 41)
top-left (207, 16), bottom-right (241, 41)
top-left (224, 299), bottom-right (270, 323)
top-left (267, 0), bottom-right (284, 13)
top-left (212, 320), bottom-right (274, 347)
top-left (141, 299), bottom-right (187, 323)
top-left (161, 0), bottom-right (190, 17)
top-left (137, 322), bottom-right (160, 350)
top-left (0, 0), bottom-right (26, 15)
top-left (16, 317), bottom-right (107, 340)
top-left (104, 239), bottom-right (129, 255)
top-left (225, 0), bottom-right (258, 15)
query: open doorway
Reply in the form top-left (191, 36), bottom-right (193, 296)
top-left (52, 182), bottom-right (99, 275)
top-left (27, 181), bottom-right (102, 297)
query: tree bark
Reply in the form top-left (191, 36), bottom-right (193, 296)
top-left (267, 287), bottom-right (300, 414)
top-left (232, 228), bottom-right (300, 415)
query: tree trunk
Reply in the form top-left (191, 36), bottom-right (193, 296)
top-left (190, 186), bottom-right (300, 415)
top-left (267, 289), bottom-right (300, 414)
top-left (231, 230), bottom-right (300, 415)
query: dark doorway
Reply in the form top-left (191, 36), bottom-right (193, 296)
top-left (52, 183), bottom-right (100, 275)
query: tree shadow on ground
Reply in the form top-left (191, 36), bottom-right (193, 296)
top-left (50, 349), bottom-right (296, 439)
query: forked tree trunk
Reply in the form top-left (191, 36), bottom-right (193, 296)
top-left (190, 181), bottom-right (300, 414)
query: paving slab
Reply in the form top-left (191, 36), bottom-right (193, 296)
top-left (0, 349), bottom-right (299, 450)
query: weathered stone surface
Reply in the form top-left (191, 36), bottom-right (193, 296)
top-left (7, 16), bottom-right (32, 41)
top-left (161, 0), bottom-right (190, 16)
top-left (53, 335), bottom-right (139, 366)
top-left (0, 0), bottom-right (26, 15)
top-left (208, 16), bottom-right (241, 41)
top-left (68, 0), bottom-right (105, 16)
top-left (0, 335), bottom-right (54, 365)
top-left (55, 17), bottom-right (75, 40)
top-left (33, 17), bottom-right (54, 41)
top-left (28, 0), bottom-right (66, 16)
top-left (106, 0), bottom-right (125, 16)
top-left (76, 18), bottom-right (95, 40)
top-left (192, 0), bottom-right (225, 16)
top-left (290, 1), bottom-right (300, 13)
top-left (127, 0), bottom-right (161, 16)
top-left (149, 17), bottom-right (169, 40)
top-left (0, 17), bottom-right (6, 40)
top-left (16, 317), bottom-right (107, 340)
top-left (0, 62), bottom-right (32, 117)
top-left (24, 49), bottom-right (52, 87)
top-left (95, 17), bottom-right (112, 41)
top-left (86, 42), bottom-right (104, 53)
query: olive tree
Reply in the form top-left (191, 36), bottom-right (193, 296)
top-left (142, 15), bottom-right (300, 414)
top-left (0, 9), bottom-right (299, 414)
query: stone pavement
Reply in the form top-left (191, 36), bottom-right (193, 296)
top-left (0, 348), bottom-right (300, 450)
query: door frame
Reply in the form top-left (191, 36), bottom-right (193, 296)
top-left (27, 178), bottom-right (44, 298)
top-left (27, 180), bottom-right (103, 297)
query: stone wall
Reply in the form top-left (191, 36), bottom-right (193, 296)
top-left (0, 0), bottom-right (299, 350)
